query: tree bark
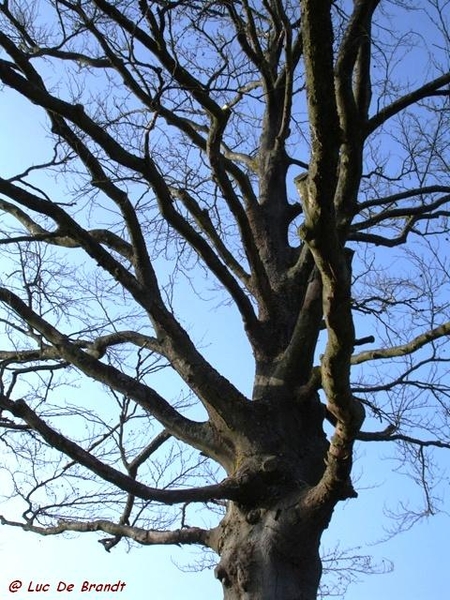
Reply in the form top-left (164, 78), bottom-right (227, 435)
top-left (215, 495), bottom-right (327, 600)
top-left (1, 1), bottom-right (448, 597)
top-left (208, 393), bottom-right (332, 600)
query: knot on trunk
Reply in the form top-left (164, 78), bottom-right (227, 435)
top-left (245, 508), bottom-right (262, 524)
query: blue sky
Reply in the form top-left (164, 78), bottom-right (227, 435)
top-left (1, 3), bottom-right (449, 599)
top-left (1, 503), bottom-right (448, 599)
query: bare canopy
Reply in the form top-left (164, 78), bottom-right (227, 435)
top-left (0, 1), bottom-right (449, 598)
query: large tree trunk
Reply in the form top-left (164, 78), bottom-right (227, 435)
top-left (212, 395), bottom-right (333, 600)
top-left (215, 497), bottom-right (327, 600)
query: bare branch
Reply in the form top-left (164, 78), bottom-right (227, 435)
top-left (0, 394), bottom-right (240, 505)
top-left (358, 185), bottom-right (450, 212)
top-left (0, 286), bottom-right (212, 450)
top-left (0, 199), bottom-right (134, 259)
top-left (0, 515), bottom-right (215, 549)
top-left (352, 193), bottom-right (450, 232)
top-left (352, 322), bottom-right (450, 365)
top-left (357, 429), bottom-right (450, 449)
top-left (367, 72), bottom-right (450, 135)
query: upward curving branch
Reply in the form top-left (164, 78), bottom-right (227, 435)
top-left (0, 394), bottom-right (239, 505)
top-left (0, 2), bottom-right (449, 592)
top-left (367, 72), bottom-right (450, 135)
top-left (352, 322), bottom-right (450, 366)
top-left (0, 515), bottom-right (216, 550)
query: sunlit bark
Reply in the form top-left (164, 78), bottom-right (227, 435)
top-left (0, 1), bottom-right (449, 598)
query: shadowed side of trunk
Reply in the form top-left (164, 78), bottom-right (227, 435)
top-left (210, 395), bottom-right (332, 600)
top-left (216, 493), bottom-right (330, 600)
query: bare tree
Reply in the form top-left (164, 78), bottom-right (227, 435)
top-left (0, 1), bottom-right (449, 598)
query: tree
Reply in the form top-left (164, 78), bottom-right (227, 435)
top-left (0, 1), bottom-right (449, 598)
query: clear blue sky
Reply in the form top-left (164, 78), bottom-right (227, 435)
top-left (0, 4), bottom-right (449, 599)
top-left (2, 504), bottom-right (449, 599)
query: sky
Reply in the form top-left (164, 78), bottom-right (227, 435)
top-left (0, 3), bottom-right (449, 600)
top-left (1, 490), bottom-right (449, 600)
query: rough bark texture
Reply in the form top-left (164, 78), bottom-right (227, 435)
top-left (216, 498), bottom-right (324, 600)
top-left (0, 1), bottom-right (449, 598)
top-left (208, 395), bottom-right (338, 599)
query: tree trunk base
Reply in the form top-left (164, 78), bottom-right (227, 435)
top-left (215, 497), bottom-right (324, 600)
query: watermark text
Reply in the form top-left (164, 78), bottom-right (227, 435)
top-left (8, 580), bottom-right (127, 594)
